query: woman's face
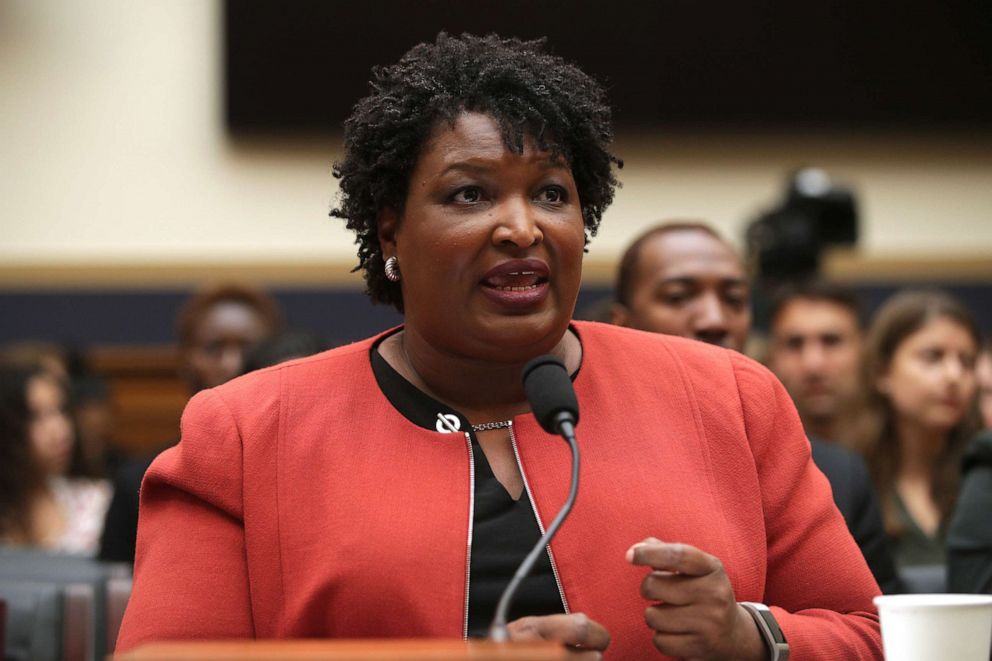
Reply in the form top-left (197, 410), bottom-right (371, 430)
top-left (27, 374), bottom-right (74, 477)
top-left (977, 350), bottom-right (992, 429)
top-left (183, 301), bottom-right (273, 392)
top-left (381, 112), bottom-right (586, 362)
top-left (879, 316), bottom-right (978, 433)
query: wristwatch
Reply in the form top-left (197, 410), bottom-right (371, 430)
top-left (740, 602), bottom-right (790, 661)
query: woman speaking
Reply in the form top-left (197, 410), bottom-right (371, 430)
top-left (117, 34), bottom-right (882, 659)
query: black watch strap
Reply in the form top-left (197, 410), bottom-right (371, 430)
top-left (740, 602), bottom-right (790, 661)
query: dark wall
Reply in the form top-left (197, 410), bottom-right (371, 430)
top-left (226, 0), bottom-right (992, 132)
top-left (0, 289), bottom-right (402, 348)
top-left (2, 283), bottom-right (989, 349)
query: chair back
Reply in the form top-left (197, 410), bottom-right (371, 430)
top-left (0, 579), bottom-right (65, 661)
top-left (0, 548), bottom-right (132, 660)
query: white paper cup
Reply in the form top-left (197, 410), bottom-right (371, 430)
top-left (874, 594), bottom-right (992, 661)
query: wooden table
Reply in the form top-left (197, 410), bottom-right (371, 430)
top-left (114, 639), bottom-right (567, 660)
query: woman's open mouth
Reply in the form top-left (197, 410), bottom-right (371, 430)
top-left (480, 259), bottom-right (551, 309)
top-left (487, 272), bottom-right (546, 291)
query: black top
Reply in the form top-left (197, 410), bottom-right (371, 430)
top-left (370, 345), bottom-right (565, 636)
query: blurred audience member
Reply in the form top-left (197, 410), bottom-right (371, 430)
top-left (69, 372), bottom-right (121, 478)
top-left (176, 283), bottom-right (286, 392)
top-left (0, 365), bottom-right (111, 555)
top-left (99, 283), bottom-right (284, 563)
top-left (0, 340), bottom-right (70, 382)
top-left (611, 221), bottom-right (900, 591)
top-left (947, 429), bottom-right (992, 593)
top-left (855, 290), bottom-right (981, 569)
top-left (767, 282), bottom-right (864, 444)
top-left (976, 344), bottom-right (992, 430)
top-left (3, 341), bottom-right (125, 479)
top-left (243, 329), bottom-right (332, 374)
top-left (610, 222), bottom-right (751, 351)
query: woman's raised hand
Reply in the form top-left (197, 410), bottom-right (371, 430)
top-left (627, 538), bottom-right (765, 660)
top-left (507, 613), bottom-right (611, 660)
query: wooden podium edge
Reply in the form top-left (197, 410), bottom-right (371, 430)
top-left (113, 638), bottom-right (567, 660)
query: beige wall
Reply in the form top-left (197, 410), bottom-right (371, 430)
top-left (2, 0), bottom-right (990, 286)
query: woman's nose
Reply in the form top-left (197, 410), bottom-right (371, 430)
top-left (943, 355), bottom-right (967, 383)
top-left (491, 197), bottom-right (543, 248)
top-left (219, 345), bottom-right (246, 382)
top-left (53, 411), bottom-right (74, 449)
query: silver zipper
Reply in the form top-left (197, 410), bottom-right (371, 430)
top-left (509, 425), bottom-right (571, 614)
top-left (462, 430), bottom-right (475, 639)
top-left (436, 413), bottom-right (476, 640)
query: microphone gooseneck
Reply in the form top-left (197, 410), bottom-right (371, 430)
top-left (489, 355), bottom-right (581, 642)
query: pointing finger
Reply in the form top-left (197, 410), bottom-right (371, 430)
top-left (626, 539), bottom-right (722, 577)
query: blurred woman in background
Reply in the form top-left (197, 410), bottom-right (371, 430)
top-left (0, 365), bottom-right (111, 555)
top-left (856, 290), bottom-right (980, 569)
top-left (975, 342), bottom-right (992, 430)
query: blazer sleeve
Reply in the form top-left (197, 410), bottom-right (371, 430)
top-left (730, 352), bottom-right (883, 659)
top-left (114, 389), bottom-right (254, 651)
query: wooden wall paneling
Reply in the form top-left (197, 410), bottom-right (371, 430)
top-left (86, 346), bottom-right (189, 455)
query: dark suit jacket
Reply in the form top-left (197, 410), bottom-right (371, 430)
top-left (947, 430), bottom-right (992, 593)
top-left (98, 444), bottom-right (172, 564)
top-left (810, 437), bottom-right (902, 594)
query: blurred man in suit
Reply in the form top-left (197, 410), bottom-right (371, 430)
top-left (766, 282), bottom-right (864, 445)
top-left (610, 222), bottom-right (750, 351)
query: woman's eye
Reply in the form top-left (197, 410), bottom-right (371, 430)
top-left (451, 187), bottom-right (482, 204)
top-left (203, 341), bottom-right (224, 357)
top-left (539, 186), bottom-right (566, 204)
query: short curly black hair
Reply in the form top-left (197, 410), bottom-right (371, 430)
top-left (331, 32), bottom-right (622, 311)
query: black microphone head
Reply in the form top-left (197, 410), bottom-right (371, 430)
top-left (522, 355), bottom-right (579, 434)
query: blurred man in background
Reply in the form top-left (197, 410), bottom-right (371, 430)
top-left (99, 283), bottom-right (284, 563)
top-left (766, 282), bottom-right (864, 444)
top-left (612, 221), bottom-right (901, 592)
top-left (610, 222), bottom-right (751, 351)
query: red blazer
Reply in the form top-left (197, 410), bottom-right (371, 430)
top-left (117, 322), bottom-right (882, 659)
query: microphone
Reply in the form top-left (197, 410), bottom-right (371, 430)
top-left (522, 355), bottom-right (579, 440)
top-left (489, 355), bottom-right (581, 642)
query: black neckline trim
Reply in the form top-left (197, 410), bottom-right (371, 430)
top-left (370, 342), bottom-right (469, 433)
top-left (369, 328), bottom-right (582, 433)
